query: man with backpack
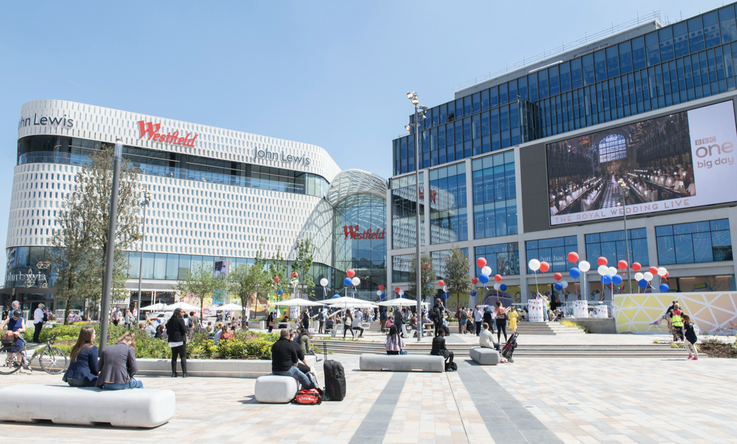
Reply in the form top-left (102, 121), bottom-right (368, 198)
top-left (32, 303), bottom-right (46, 343)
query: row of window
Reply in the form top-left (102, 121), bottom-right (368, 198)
top-left (429, 163), bottom-right (468, 244)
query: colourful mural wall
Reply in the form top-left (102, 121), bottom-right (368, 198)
top-left (613, 292), bottom-right (737, 335)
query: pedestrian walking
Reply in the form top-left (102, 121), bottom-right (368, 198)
top-left (380, 309), bottom-right (387, 333)
top-left (671, 304), bottom-right (684, 342)
top-left (473, 306), bottom-right (483, 336)
top-left (494, 301), bottom-right (508, 343)
top-left (343, 309), bottom-right (355, 339)
top-left (682, 313), bottom-right (699, 360)
top-left (32, 303), bottom-right (45, 343)
top-left (166, 308), bottom-right (188, 378)
top-left (508, 308), bottom-right (519, 335)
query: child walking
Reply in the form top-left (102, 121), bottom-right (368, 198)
top-left (682, 313), bottom-right (699, 361)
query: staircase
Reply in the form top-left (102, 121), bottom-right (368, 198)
top-left (516, 321), bottom-right (587, 335)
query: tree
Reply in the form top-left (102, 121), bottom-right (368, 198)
top-left (444, 246), bottom-right (473, 309)
top-left (227, 253), bottom-right (269, 313)
top-left (408, 254), bottom-right (437, 301)
top-left (266, 242), bottom-right (289, 298)
top-left (51, 145), bottom-right (142, 324)
top-left (175, 263), bottom-right (223, 320)
top-left (291, 237), bottom-right (316, 298)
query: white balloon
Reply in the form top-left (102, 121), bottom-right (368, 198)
top-left (643, 272), bottom-right (653, 281)
top-left (443, 285), bottom-right (449, 291)
top-left (399, 290), bottom-right (404, 295)
top-left (493, 283), bottom-right (501, 290)
top-left (608, 267), bottom-right (617, 276)
top-left (320, 278), bottom-right (328, 287)
top-left (635, 272), bottom-right (644, 281)
top-left (481, 266), bottom-right (492, 276)
top-left (376, 290), bottom-right (382, 296)
top-left (579, 261), bottom-right (591, 272)
top-left (597, 265), bottom-right (609, 276)
top-left (352, 277), bottom-right (361, 286)
top-left (561, 280), bottom-right (569, 288)
top-left (657, 267), bottom-right (667, 277)
top-left (529, 259), bottom-right (541, 271)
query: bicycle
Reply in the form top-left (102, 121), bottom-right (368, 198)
top-left (0, 334), bottom-right (68, 375)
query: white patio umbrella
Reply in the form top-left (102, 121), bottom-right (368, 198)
top-left (140, 303), bottom-right (166, 311)
top-left (378, 298), bottom-right (429, 307)
top-left (326, 296), bottom-right (377, 308)
top-left (270, 298), bottom-right (325, 307)
top-left (163, 302), bottom-right (200, 311)
top-left (214, 303), bottom-right (243, 311)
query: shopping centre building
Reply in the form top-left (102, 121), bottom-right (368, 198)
top-left (3, 100), bottom-right (387, 313)
top-left (389, 4), bottom-right (737, 310)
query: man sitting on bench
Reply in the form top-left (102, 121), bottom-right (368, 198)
top-left (430, 328), bottom-right (454, 371)
top-left (270, 329), bottom-right (316, 389)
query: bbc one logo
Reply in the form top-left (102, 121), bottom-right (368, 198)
top-left (694, 136), bottom-right (735, 169)
top-left (342, 225), bottom-right (386, 240)
top-left (138, 121), bottom-right (199, 147)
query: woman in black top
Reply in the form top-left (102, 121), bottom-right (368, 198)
top-left (266, 311), bottom-right (275, 333)
top-left (165, 308), bottom-right (188, 378)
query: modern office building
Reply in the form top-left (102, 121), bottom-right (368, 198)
top-left (389, 4), bottom-right (737, 310)
top-left (3, 100), bottom-right (387, 313)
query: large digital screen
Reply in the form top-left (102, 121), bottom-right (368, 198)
top-left (546, 101), bottom-right (737, 226)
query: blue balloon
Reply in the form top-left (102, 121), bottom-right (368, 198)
top-left (659, 284), bottom-right (670, 293)
top-left (612, 275), bottom-right (623, 285)
top-left (400, 294), bottom-right (405, 298)
top-left (500, 284), bottom-right (507, 291)
top-left (569, 267), bottom-right (581, 279)
top-left (277, 289), bottom-right (283, 295)
top-left (638, 279), bottom-right (648, 288)
top-left (554, 283), bottom-right (562, 291)
top-left (479, 274), bottom-right (489, 284)
top-left (442, 293), bottom-right (449, 299)
top-left (343, 277), bottom-right (352, 286)
top-left (332, 294), bottom-right (340, 299)
top-left (380, 293), bottom-right (385, 299)
top-left (601, 275), bottom-right (612, 285)
top-left (470, 291), bottom-right (477, 297)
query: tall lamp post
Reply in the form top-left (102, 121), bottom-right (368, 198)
top-left (99, 139), bottom-right (123, 354)
top-left (405, 92), bottom-right (427, 342)
top-left (136, 188), bottom-right (151, 321)
top-left (617, 179), bottom-right (632, 292)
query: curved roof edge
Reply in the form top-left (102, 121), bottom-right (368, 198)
top-left (326, 169), bottom-right (388, 207)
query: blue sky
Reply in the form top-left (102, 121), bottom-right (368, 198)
top-left (0, 0), bottom-right (728, 273)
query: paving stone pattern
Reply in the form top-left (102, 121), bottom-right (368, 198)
top-left (0, 354), bottom-right (735, 443)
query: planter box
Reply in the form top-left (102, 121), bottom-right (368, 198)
top-left (136, 355), bottom-right (317, 378)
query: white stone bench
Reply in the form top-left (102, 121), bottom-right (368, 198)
top-left (135, 356), bottom-right (316, 378)
top-left (470, 347), bottom-right (500, 365)
top-left (359, 353), bottom-right (445, 372)
top-left (0, 384), bottom-right (175, 428)
top-left (255, 375), bottom-right (298, 403)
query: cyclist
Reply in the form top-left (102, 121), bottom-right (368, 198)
top-left (1, 310), bottom-right (26, 349)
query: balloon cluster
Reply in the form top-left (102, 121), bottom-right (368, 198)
top-left (343, 270), bottom-right (361, 287)
top-left (393, 286), bottom-right (405, 298)
top-left (634, 266), bottom-right (669, 292)
top-left (475, 258), bottom-right (502, 287)
top-left (437, 280), bottom-right (449, 298)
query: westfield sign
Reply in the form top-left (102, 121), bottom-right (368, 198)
top-left (138, 121), bottom-right (199, 147)
top-left (343, 225), bottom-right (386, 240)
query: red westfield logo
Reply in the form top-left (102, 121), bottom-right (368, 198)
top-left (343, 225), bottom-right (386, 240)
top-left (138, 121), bottom-right (199, 147)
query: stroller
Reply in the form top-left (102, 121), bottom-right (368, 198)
top-left (500, 332), bottom-right (519, 363)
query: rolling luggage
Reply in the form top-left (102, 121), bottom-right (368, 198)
top-left (323, 360), bottom-right (346, 401)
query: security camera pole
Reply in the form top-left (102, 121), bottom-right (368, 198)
top-left (99, 139), bottom-right (123, 354)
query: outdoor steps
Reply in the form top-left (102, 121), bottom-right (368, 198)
top-left (365, 321), bottom-right (586, 335)
top-left (317, 340), bottom-right (701, 359)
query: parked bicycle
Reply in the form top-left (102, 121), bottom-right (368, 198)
top-left (0, 333), bottom-right (68, 375)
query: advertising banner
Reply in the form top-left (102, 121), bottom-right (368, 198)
top-left (547, 101), bottom-right (737, 226)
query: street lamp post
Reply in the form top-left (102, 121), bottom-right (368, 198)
top-left (617, 180), bottom-right (632, 292)
top-left (99, 139), bottom-right (123, 354)
top-left (136, 189), bottom-right (151, 321)
top-left (405, 92), bottom-right (427, 342)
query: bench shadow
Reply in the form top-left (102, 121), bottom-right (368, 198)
top-left (0, 420), bottom-right (167, 430)
top-left (238, 395), bottom-right (258, 404)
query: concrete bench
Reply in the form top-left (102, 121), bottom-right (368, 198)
top-left (470, 347), bottom-right (500, 365)
top-left (0, 384), bottom-right (175, 428)
top-left (359, 354), bottom-right (445, 372)
top-left (255, 375), bottom-right (298, 403)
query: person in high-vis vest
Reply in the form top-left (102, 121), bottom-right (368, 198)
top-left (670, 304), bottom-right (684, 342)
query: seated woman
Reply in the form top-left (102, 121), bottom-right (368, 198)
top-left (220, 325), bottom-right (234, 341)
top-left (298, 329), bottom-right (321, 361)
top-left (96, 332), bottom-right (143, 390)
top-left (62, 326), bottom-right (98, 387)
top-left (385, 325), bottom-right (404, 355)
top-left (478, 323), bottom-right (496, 349)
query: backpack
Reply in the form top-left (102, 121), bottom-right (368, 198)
top-left (42, 311), bottom-right (49, 323)
top-left (293, 388), bottom-right (323, 405)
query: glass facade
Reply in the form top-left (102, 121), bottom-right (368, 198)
top-left (474, 243), bottom-right (520, 277)
top-left (656, 219), bottom-right (733, 264)
top-left (429, 163), bottom-right (467, 244)
top-left (18, 135), bottom-right (329, 198)
top-left (390, 173), bottom-right (425, 249)
top-left (393, 4), bottom-right (737, 174)
top-left (526, 236), bottom-right (578, 273)
top-left (431, 248), bottom-right (469, 280)
top-left (392, 253), bottom-right (413, 283)
top-left (472, 151), bottom-right (517, 239)
top-left (585, 228), bottom-right (649, 266)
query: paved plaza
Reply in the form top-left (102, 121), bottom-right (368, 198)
top-left (0, 343), bottom-right (735, 444)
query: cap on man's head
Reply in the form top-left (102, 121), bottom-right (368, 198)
top-left (12, 310), bottom-right (22, 318)
top-left (280, 329), bottom-right (290, 339)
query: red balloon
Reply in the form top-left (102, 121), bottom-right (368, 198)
top-left (648, 267), bottom-right (658, 275)
top-left (494, 274), bottom-right (502, 282)
top-left (539, 262), bottom-right (550, 273)
top-left (663, 272), bottom-right (669, 279)
top-left (346, 269), bottom-right (355, 278)
top-left (438, 280), bottom-right (445, 287)
top-left (378, 285), bottom-right (385, 291)
top-left (617, 260), bottom-right (628, 270)
top-left (471, 277), bottom-right (478, 284)
top-left (394, 287), bottom-right (400, 293)
top-left (597, 257), bottom-right (608, 266)
top-left (631, 262), bottom-right (641, 271)
top-left (554, 272), bottom-right (563, 281)
top-left (567, 252), bottom-right (579, 263)
top-left (476, 258), bottom-right (487, 268)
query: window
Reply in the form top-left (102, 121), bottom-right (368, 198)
top-left (472, 151), bottom-right (517, 239)
top-left (526, 236), bottom-right (577, 273)
top-left (475, 243), bottom-right (519, 277)
top-left (656, 219), bottom-right (732, 265)
top-left (585, 229), bottom-right (649, 267)
top-left (598, 134), bottom-right (627, 162)
top-left (429, 163), bottom-right (467, 244)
